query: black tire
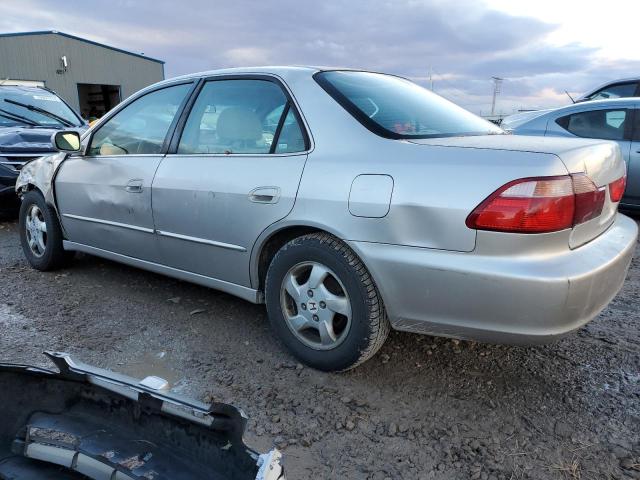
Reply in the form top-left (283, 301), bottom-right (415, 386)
top-left (19, 190), bottom-right (73, 271)
top-left (265, 232), bottom-right (390, 371)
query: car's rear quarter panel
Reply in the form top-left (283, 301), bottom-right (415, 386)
top-left (294, 141), bottom-right (569, 252)
top-left (286, 75), bottom-right (570, 253)
top-left (279, 73), bottom-right (637, 342)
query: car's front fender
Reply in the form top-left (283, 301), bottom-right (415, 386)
top-left (15, 151), bottom-right (68, 214)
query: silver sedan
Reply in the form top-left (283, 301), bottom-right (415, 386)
top-left (16, 67), bottom-right (638, 371)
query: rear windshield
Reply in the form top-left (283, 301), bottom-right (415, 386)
top-left (315, 71), bottom-right (503, 139)
top-left (0, 87), bottom-right (83, 128)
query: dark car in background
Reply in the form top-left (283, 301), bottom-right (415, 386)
top-left (577, 77), bottom-right (640, 102)
top-left (0, 85), bottom-right (87, 215)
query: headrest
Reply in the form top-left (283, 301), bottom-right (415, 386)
top-left (216, 107), bottom-right (262, 142)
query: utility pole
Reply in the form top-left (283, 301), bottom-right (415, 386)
top-left (491, 76), bottom-right (503, 116)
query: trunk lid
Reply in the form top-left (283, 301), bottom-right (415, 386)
top-left (410, 135), bottom-right (627, 247)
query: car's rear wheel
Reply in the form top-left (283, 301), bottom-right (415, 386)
top-left (265, 232), bottom-right (390, 371)
top-left (19, 190), bottom-right (72, 271)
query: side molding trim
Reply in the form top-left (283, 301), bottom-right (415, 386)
top-left (62, 215), bottom-right (247, 252)
top-left (156, 229), bottom-right (246, 252)
top-left (62, 214), bottom-right (155, 234)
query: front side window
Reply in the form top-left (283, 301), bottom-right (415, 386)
top-left (0, 86), bottom-right (83, 128)
top-left (315, 71), bottom-right (503, 139)
top-left (586, 82), bottom-right (638, 101)
top-left (556, 109), bottom-right (628, 141)
top-left (89, 83), bottom-right (191, 156)
top-left (178, 79), bottom-right (306, 154)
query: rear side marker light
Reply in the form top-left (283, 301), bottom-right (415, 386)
top-left (609, 176), bottom-right (626, 203)
top-left (466, 174), bottom-right (606, 234)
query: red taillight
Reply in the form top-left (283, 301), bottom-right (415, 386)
top-left (572, 174), bottom-right (605, 224)
top-left (609, 176), bottom-right (626, 203)
top-left (466, 174), bottom-right (606, 234)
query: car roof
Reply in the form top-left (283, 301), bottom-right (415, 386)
top-left (154, 66), bottom-right (391, 88)
top-left (579, 76), bottom-right (640, 99)
top-left (0, 85), bottom-right (50, 93)
top-left (504, 97), bottom-right (640, 129)
top-left (541, 98), bottom-right (640, 118)
top-left (168, 66), bottom-right (321, 82)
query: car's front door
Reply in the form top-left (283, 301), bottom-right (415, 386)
top-left (56, 82), bottom-right (193, 261)
top-left (151, 77), bottom-right (310, 287)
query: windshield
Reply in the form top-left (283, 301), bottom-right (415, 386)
top-left (0, 87), bottom-right (82, 128)
top-left (315, 71), bottom-right (503, 139)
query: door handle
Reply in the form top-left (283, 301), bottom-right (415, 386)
top-left (125, 179), bottom-right (143, 193)
top-left (248, 186), bottom-right (280, 204)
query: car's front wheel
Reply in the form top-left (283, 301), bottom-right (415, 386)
top-left (19, 190), bottom-right (72, 271)
top-left (265, 233), bottom-right (390, 371)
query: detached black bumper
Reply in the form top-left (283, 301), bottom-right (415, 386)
top-left (0, 352), bottom-right (284, 480)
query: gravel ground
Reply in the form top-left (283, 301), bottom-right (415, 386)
top-left (1, 215), bottom-right (639, 479)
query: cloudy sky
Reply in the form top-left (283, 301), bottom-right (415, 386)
top-left (2, 0), bottom-right (639, 115)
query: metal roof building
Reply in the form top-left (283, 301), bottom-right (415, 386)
top-left (0, 31), bottom-right (165, 119)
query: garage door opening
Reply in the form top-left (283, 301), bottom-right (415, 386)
top-left (77, 83), bottom-right (121, 121)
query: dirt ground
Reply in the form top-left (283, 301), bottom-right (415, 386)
top-left (1, 215), bottom-right (639, 479)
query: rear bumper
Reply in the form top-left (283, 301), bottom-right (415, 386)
top-left (349, 214), bottom-right (638, 344)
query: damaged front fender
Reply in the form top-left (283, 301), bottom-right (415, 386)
top-left (0, 352), bottom-right (285, 480)
top-left (15, 151), bottom-right (68, 209)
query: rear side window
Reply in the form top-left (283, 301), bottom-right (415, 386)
top-left (556, 109), bottom-right (628, 141)
top-left (315, 71), bottom-right (503, 139)
top-left (634, 109), bottom-right (640, 141)
top-left (89, 83), bottom-right (191, 156)
top-left (586, 82), bottom-right (638, 101)
top-left (177, 79), bottom-right (307, 154)
top-left (274, 108), bottom-right (306, 153)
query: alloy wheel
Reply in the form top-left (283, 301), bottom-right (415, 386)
top-left (25, 204), bottom-right (47, 258)
top-left (280, 261), bottom-right (353, 350)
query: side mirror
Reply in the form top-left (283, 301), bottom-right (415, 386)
top-left (52, 131), bottom-right (81, 152)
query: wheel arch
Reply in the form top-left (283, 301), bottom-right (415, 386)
top-left (250, 221), bottom-right (348, 293)
top-left (15, 181), bottom-right (42, 197)
top-left (15, 153), bottom-right (69, 234)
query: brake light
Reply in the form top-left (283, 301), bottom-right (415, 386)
top-left (572, 174), bottom-right (605, 224)
top-left (466, 174), bottom-right (606, 234)
top-left (609, 176), bottom-right (626, 203)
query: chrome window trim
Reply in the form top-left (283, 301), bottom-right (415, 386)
top-left (162, 152), bottom-right (307, 159)
top-left (83, 154), bottom-right (167, 158)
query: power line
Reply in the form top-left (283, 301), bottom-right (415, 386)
top-left (491, 76), bottom-right (504, 116)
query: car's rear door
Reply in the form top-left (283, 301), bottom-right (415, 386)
top-left (626, 108), bottom-right (640, 206)
top-left (550, 105), bottom-right (633, 163)
top-left (151, 76), bottom-right (310, 287)
top-left (55, 82), bottom-right (194, 261)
